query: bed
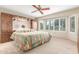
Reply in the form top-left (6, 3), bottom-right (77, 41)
top-left (10, 31), bottom-right (52, 52)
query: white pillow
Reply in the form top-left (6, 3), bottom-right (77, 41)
top-left (15, 29), bottom-right (31, 32)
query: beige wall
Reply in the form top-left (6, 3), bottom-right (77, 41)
top-left (37, 7), bottom-right (79, 42)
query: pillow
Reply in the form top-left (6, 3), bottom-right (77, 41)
top-left (15, 29), bottom-right (31, 32)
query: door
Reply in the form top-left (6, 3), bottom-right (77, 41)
top-left (68, 15), bottom-right (78, 42)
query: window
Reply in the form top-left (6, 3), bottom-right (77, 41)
top-left (54, 19), bottom-right (59, 31)
top-left (40, 22), bottom-right (44, 30)
top-left (60, 18), bottom-right (66, 31)
top-left (70, 16), bottom-right (75, 32)
top-left (45, 20), bottom-right (50, 30)
top-left (38, 17), bottom-right (66, 31)
top-left (50, 20), bottom-right (53, 30)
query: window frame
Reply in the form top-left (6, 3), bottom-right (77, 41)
top-left (59, 17), bottom-right (66, 31)
top-left (45, 20), bottom-right (50, 30)
top-left (54, 18), bottom-right (60, 31)
top-left (38, 20), bottom-right (45, 30)
top-left (50, 19), bottom-right (54, 30)
top-left (38, 17), bottom-right (67, 32)
top-left (69, 15), bottom-right (76, 32)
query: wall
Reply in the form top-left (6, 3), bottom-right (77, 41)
top-left (12, 17), bottom-right (30, 31)
top-left (37, 7), bottom-right (79, 42)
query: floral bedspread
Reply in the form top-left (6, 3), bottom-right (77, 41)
top-left (10, 31), bottom-right (52, 51)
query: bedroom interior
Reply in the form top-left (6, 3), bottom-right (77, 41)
top-left (0, 5), bottom-right (79, 54)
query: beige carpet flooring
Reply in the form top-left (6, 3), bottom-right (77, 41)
top-left (0, 37), bottom-right (78, 54)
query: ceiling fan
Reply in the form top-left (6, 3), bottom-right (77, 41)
top-left (32, 5), bottom-right (50, 14)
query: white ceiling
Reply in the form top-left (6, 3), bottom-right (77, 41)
top-left (0, 5), bottom-right (78, 17)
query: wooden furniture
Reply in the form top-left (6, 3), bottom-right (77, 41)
top-left (0, 12), bottom-right (34, 43)
top-left (30, 20), bottom-right (37, 30)
top-left (0, 13), bottom-right (14, 43)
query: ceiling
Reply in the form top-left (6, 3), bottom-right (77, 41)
top-left (0, 5), bottom-right (78, 17)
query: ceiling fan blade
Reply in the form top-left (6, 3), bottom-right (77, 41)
top-left (39, 10), bottom-right (43, 14)
top-left (32, 5), bottom-right (40, 10)
top-left (32, 10), bottom-right (43, 14)
top-left (32, 10), bottom-right (38, 13)
top-left (32, 5), bottom-right (43, 14)
top-left (41, 8), bottom-right (50, 10)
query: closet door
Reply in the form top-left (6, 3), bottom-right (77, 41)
top-left (1, 13), bottom-right (13, 43)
